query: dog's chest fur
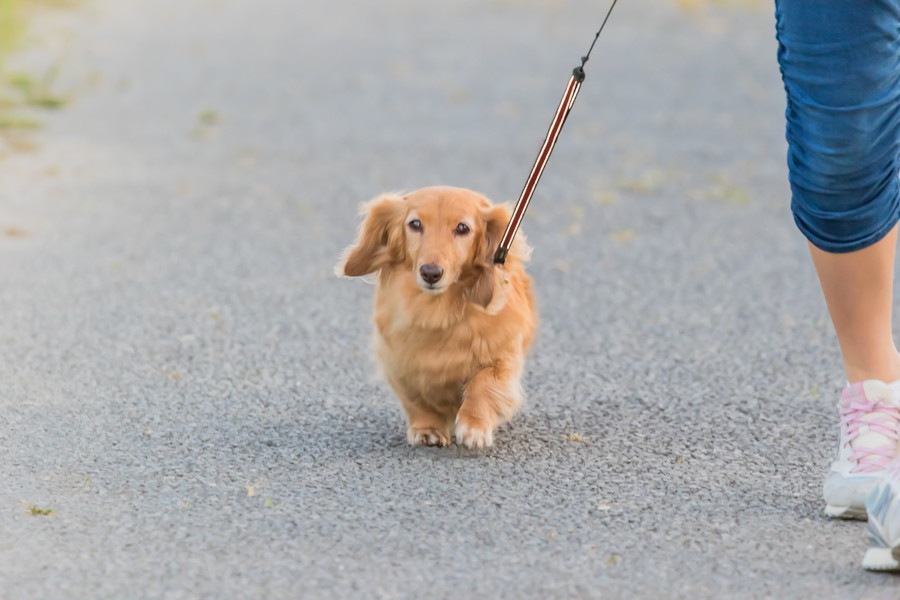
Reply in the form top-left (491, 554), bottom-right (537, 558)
top-left (371, 271), bottom-right (512, 402)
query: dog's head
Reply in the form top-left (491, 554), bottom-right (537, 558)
top-left (336, 186), bottom-right (529, 307)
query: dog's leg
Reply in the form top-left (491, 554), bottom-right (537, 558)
top-left (455, 359), bottom-right (523, 449)
top-left (398, 395), bottom-right (452, 447)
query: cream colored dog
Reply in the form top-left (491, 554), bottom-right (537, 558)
top-left (336, 186), bottom-right (537, 448)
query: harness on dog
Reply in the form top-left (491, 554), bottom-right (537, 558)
top-left (493, 0), bottom-right (620, 265)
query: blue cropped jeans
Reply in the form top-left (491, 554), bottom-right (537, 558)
top-left (775, 0), bottom-right (900, 253)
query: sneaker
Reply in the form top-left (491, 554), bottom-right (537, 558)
top-left (863, 458), bottom-right (900, 571)
top-left (822, 380), bottom-right (900, 520)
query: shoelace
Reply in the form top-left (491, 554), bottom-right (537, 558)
top-left (841, 396), bottom-right (900, 473)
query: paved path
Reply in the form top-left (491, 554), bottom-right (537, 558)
top-left (2, 0), bottom-right (898, 597)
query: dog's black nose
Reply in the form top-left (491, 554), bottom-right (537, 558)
top-left (419, 263), bottom-right (443, 285)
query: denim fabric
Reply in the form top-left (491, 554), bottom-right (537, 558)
top-left (775, 0), bottom-right (900, 253)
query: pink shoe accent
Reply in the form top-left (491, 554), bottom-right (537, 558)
top-left (840, 382), bottom-right (900, 474)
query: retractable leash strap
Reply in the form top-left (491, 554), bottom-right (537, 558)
top-left (493, 0), bottom-right (619, 265)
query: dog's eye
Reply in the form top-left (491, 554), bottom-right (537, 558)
top-left (455, 223), bottom-right (470, 236)
top-left (408, 219), bottom-right (423, 232)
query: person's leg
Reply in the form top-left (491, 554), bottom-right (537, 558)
top-left (810, 229), bottom-right (900, 521)
top-left (775, 0), bottom-right (900, 519)
top-left (808, 226), bottom-right (900, 384)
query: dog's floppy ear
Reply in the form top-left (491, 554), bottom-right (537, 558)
top-left (467, 203), bottom-right (511, 309)
top-left (336, 193), bottom-right (407, 277)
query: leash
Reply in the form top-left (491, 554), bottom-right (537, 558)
top-left (493, 0), bottom-right (620, 265)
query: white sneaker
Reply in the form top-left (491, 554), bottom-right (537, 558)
top-left (863, 458), bottom-right (900, 571)
top-left (823, 380), bottom-right (900, 520)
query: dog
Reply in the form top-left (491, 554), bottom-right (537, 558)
top-left (336, 186), bottom-right (537, 448)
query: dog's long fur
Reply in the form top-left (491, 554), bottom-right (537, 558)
top-left (336, 186), bottom-right (537, 448)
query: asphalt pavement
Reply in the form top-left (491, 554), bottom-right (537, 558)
top-left (2, 0), bottom-right (899, 598)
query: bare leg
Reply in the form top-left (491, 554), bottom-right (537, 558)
top-left (808, 224), bottom-right (900, 383)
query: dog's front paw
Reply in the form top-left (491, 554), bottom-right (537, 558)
top-left (454, 416), bottom-right (494, 449)
top-left (407, 426), bottom-right (451, 447)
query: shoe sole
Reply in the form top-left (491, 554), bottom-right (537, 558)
top-left (824, 504), bottom-right (868, 520)
top-left (862, 547), bottom-right (900, 571)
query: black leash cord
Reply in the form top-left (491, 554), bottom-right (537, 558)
top-left (580, 0), bottom-right (619, 74)
top-left (493, 0), bottom-right (620, 265)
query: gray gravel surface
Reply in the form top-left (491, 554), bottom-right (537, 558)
top-left (2, 0), bottom-right (899, 598)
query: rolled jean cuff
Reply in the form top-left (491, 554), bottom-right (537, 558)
top-left (791, 180), bottom-right (900, 253)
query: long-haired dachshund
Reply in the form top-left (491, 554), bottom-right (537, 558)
top-left (336, 186), bottom-right (537, 448)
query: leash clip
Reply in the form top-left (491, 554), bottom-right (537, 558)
top-left (572, 65), bottom-right (586, 83)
